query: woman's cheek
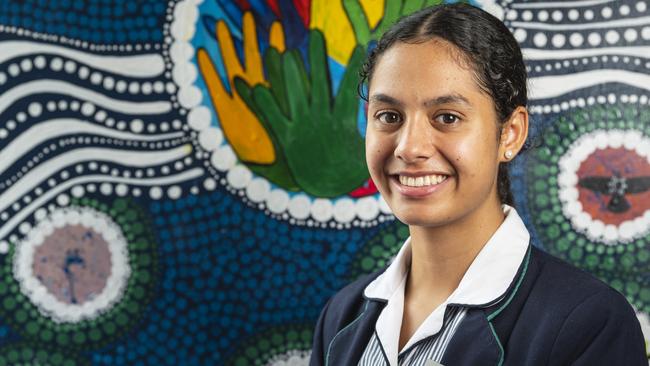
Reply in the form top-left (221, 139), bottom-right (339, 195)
top-left (453, 136), bottom-right (495, 165)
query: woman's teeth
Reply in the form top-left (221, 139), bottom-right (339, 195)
top-left (398, 174), bottom-right (447, 187)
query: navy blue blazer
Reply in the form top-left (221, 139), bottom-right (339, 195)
top-left (310, 245), bottom-right (647, 365)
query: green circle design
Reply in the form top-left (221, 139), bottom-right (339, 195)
top-left (525, 104), bottom-right (650, 312)
top-left (226, 324), bottom-right (313, 366)
top-left (0, 197), bottom-right (160, 350)
top-left (349, 220), bottom-right (409, 281)
top-left (0, 342), bottom-right (88, 366)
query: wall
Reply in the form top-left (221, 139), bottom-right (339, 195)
top-left (0, 0), bottom-right (647, 364)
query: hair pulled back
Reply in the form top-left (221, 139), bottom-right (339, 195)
top-left (359, 3), bottom-right (528, 205)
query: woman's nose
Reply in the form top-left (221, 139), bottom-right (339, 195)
top-left (394, 116), bottom-right (434, 163)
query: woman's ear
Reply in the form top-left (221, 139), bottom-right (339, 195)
top-left (498, 106), bottom-right (529, 162)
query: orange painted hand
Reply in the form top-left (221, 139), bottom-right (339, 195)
top-left (197, 12), bottom-right (286, 164)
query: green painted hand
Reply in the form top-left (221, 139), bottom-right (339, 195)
top-left (236, 30), bottom-right (368, 198)
top-left (343, 0), bottom-right (448, 45)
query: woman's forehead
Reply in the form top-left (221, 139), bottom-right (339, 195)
top-left (375, 38), bottom-right (473, 73)
top-left (368, 40), bottom-right (485, 103)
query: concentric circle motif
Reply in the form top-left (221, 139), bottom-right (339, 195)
top-left (0, 342), bottom-right (87, 366)
top-left (13, 207), bottom-right (130, 323)
top-left (225, 324), bottom-right (313, 366)
top-left (0, 198), bottom-right (159, 350)
top-left (526, 105), bottom-right (650, 311)
top-left (558, 130), bottom-right (650, 244)
top-left (348, 220), bottom-right (409, 282)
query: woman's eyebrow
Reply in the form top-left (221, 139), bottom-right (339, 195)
top-left (369, 93), bottom-right (471, 108)
top-left (423, 94), bottom-right (471, 107)
top-left (369, 93), bottom-right (404, 107)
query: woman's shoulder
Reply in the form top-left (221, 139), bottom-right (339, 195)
top-left (492, 244), bottom-right (641, 336)
top-left (526, 246), bottom-right (646, 364)
top-left (490, 246), bottom-right (647, 364)
top-left (529, 245), bottom-right (631, 306)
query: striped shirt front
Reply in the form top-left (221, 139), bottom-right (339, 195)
top-left (358, 306), bottom-right (467, 366)
top-left (360, 205), bottom-right (531, 366)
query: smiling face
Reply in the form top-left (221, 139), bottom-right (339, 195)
top-left (366, 38), bottom-right (507, 228)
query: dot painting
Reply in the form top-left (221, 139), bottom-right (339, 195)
top-left (0, 0), bottom-right (648, 363)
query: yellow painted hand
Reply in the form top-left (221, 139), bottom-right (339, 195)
top-left (197, 12), bottom-right (285, 164)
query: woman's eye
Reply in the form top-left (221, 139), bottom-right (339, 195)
top-left (437, 114), bottom-right (460, 124)
top-left (377, 112), bottom-right (401, 124)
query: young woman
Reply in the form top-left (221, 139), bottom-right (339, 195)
top-left (310, 4), bottom-right (646, 366)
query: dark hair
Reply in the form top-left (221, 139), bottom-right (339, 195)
top-left (359, 3), bottom-right (527, 205)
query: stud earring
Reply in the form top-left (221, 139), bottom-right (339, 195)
top-left (505, 150), bottom-right (513, 159)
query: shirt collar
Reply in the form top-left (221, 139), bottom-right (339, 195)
top-left (364, 205), bottom-right (529, 303)
top-left (362, 205), bottom-right (530, 363)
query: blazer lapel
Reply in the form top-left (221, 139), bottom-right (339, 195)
top-left (440, 309), bottom-right (502, 366)
top-left (327, 300), bottom-right (385, 366)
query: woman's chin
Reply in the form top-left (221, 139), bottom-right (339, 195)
top-left (392, 210), bottom-right (454, 229)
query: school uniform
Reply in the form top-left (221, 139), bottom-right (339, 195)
top-left (309, 207), bottom-right (647, 366)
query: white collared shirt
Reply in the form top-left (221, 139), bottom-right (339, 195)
top-left (359, 205), bottom-right (531, 366)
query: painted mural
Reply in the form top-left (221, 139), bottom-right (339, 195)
top-left (0, 0), bottom-right (647, 364)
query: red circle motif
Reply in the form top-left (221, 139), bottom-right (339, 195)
top-left (576, 148), bottom-right (650, 225)
top-left (32, 225), bottom-right (112, 305)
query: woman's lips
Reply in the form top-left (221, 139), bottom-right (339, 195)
top-left (390, 174), bottom-right (450, 197)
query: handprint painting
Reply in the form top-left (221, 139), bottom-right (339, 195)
top-left (0, 0), bottom-right (648, 365)
top-left (194, 3), bottom-right (372, 204)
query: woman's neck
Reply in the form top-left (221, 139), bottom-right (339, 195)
top-left (405, 200), bottom-right (506, 304)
